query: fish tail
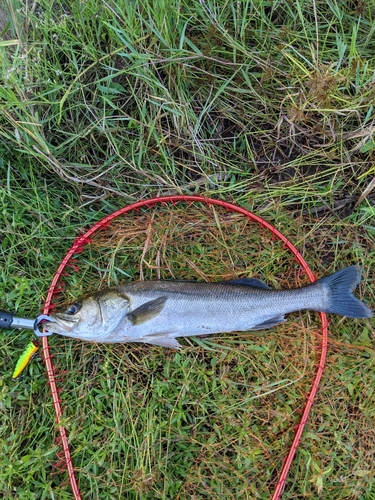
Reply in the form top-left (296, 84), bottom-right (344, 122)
top-left (318, 265), bottom-right (373, 318)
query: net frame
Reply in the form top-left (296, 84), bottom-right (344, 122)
top-left (41, 195), bottom-right (329, 500)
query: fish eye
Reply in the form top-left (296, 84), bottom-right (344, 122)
top-left (65, 303), bottom-right (82, 315)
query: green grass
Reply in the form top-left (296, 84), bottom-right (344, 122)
top-left (0, 0), bottom-right (374, 498)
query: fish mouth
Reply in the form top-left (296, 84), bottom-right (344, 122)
top-left (43, 314), bottom-right (78, 335)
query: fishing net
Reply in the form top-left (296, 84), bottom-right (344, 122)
top-left (41, 196), bottom-right (328, 499)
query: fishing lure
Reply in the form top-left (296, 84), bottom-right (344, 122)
top-left (12, 340), bottom-right (39, 379)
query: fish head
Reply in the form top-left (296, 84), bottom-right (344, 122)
top-left (44, 289), bottom-right (131, 341)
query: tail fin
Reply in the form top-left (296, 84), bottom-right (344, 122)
top-left (318, 265), bottom-right (373, 318)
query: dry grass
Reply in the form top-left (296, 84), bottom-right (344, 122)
top-left (0, 0), bottom-right (374, 498)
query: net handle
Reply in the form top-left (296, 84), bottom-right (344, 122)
top-left (41, 195), bottom-right (328, 500)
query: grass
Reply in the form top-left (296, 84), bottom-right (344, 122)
top-left (0, 0), bottom-right (374, 498)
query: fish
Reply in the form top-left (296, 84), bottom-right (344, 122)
top-left (44, 265), bottom-right (373, 348)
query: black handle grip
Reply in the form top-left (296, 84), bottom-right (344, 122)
top-left (0, 310), bottom-right (13, 329)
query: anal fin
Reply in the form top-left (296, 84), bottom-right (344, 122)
top-left (250, 315), bottom-right (286, 330)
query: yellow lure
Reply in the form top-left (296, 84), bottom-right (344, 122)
top-left (12, 341), bottom-right (39, 379)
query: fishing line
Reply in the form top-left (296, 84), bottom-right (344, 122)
top-left (42, 195), bottom-right (328, 500)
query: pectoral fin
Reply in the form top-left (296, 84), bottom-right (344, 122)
top-left (250, 315), bottom-right (286, 330)
top-left (126, 296), bottom-right (167, 325)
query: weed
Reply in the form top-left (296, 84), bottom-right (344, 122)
top-left (0, 0), bottom-right (374, 498)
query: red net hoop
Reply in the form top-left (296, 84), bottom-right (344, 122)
top-left (41, 195), bottom-right (329, 500)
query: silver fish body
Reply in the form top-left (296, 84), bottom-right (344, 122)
top-left (44, 265), bottom-right (373, 348)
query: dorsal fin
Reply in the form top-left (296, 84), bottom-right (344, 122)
top-left (223, 278), bottom-right (272, 290)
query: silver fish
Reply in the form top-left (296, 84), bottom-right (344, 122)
top-left (44, 265), bottom-right (373, 348)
